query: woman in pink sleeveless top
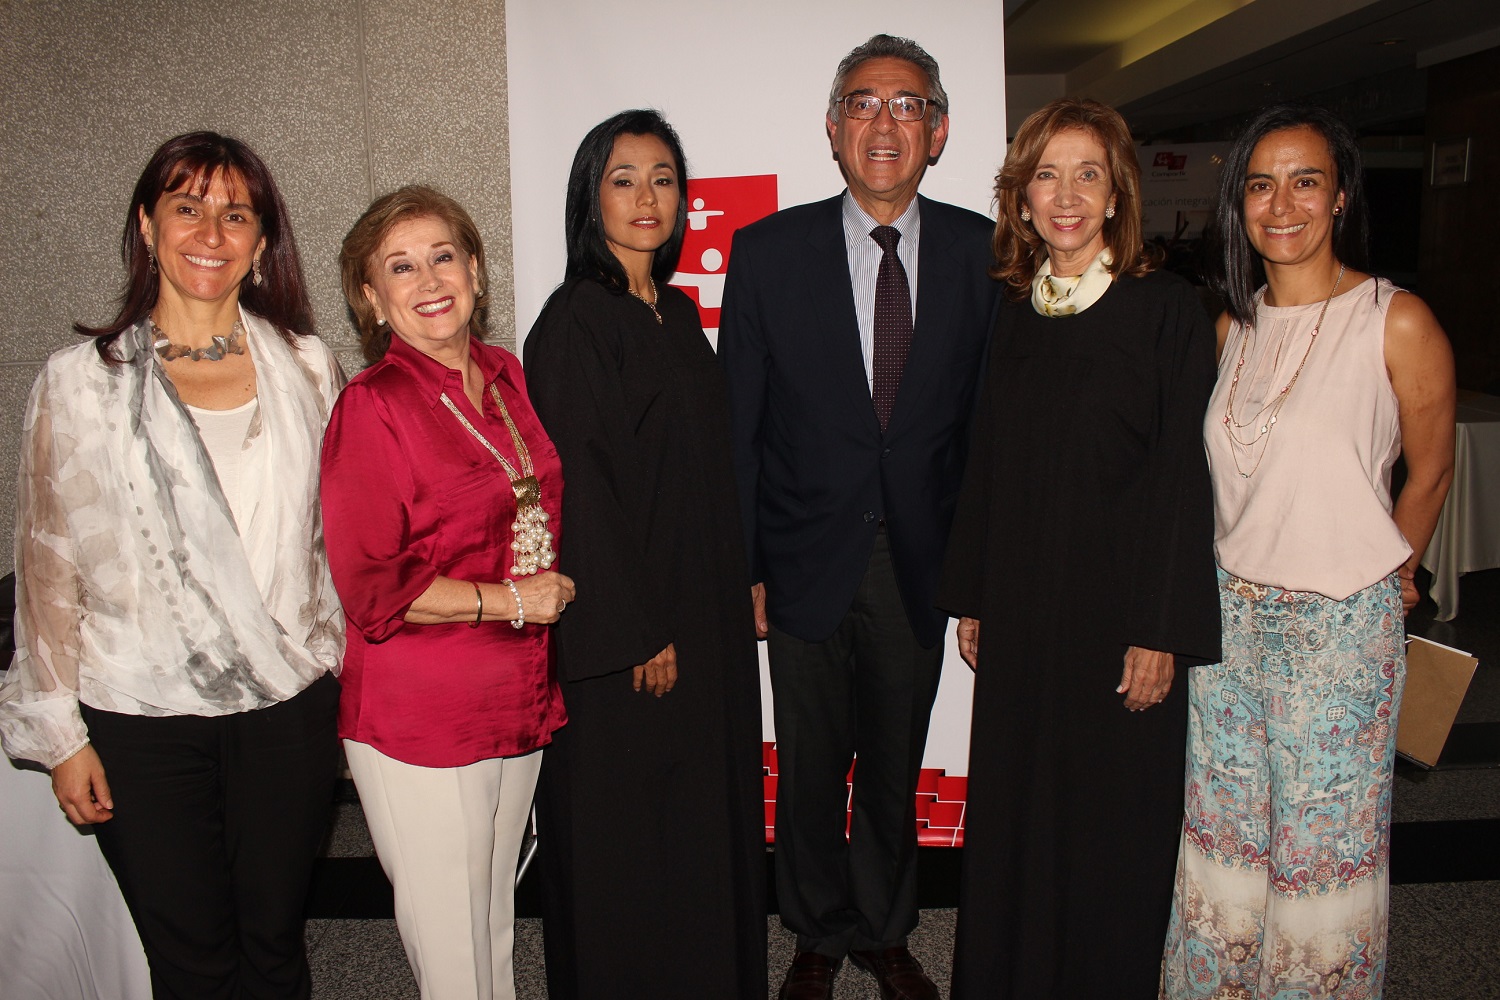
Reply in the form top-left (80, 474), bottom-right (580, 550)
top-left (1162, 104), bottom-right (1455, 999)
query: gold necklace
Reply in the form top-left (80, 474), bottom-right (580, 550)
top-left (1221, 264), bottom-right (1345, 479)
top-left (630, 278), bottom-right (662, 324)
top-left (439, 383), bottom-right (556, 577)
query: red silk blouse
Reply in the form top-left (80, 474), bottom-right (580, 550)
top-left (321, 336), bottom-right (567, 768)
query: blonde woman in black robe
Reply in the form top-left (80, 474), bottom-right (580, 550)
top-left (938, 98), bottom-right (1221, 999)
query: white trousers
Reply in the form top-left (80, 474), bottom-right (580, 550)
top-left (343, 740), bottom-right (542, 1000)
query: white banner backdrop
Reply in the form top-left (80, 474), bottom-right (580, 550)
top-left (1137, 141), bottom-right (1230, 238)
top-left (506, 1), bottom-right (1007, 775)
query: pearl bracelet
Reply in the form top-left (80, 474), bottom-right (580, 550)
top-left (503, 578), bottom-right (524, 629)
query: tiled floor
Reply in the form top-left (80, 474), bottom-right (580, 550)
top-left (310, 885), bottom-right (1500, 1000)
top-left (1387, 881), bottom-right (1500, 999)
top-left (308, 569), bottom-right (1500, 999)
top-left (308, 912), bottom-right (951, 1000)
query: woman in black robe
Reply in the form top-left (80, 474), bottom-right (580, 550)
top-left (522, 109), bottom-right (767, 1000)
top-left (936, 99), bottom-right (1221, 998)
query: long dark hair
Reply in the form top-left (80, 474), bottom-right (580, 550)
top-left (1206, 103), bottom-right (1370, 326)
top-left (77, 131), bottom-right (315, 362)
top-left (563, 110), bottom-right (689, 293)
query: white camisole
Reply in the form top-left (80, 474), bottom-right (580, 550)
top-left (186, 396), bottom-right (259, 531)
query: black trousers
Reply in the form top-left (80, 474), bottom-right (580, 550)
top-left (81, 672), bottom-right (339, 1000)
top-left (767, 530), bottom-right (944, 958)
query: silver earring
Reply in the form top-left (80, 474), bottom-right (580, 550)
top-left (1020, 207), bottom-right (1031, 222)
top-left (1105, 205), bottom-right (1116, 219)
top-left (252, 258), bottom-right (263, 287)
top-left (146, 244), bottom-right (157, 274)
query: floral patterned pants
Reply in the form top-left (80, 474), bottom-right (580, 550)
top-left (1162, 569), bottom-right (1404, 1000)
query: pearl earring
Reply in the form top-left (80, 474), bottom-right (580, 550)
top-left (1020, 206), bottom-right (1031, 222)
top-left (1105, 205), bottom-right (1116, 219)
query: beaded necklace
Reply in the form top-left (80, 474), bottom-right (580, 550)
top-left (1221, 264), bottom-right (1345, 479)
top-left (630, 278), bottom-right (662, 324)
top-left (439, 383), bottom-right (556, 576)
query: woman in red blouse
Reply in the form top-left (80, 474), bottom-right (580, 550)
top-left (321, 185), bottom-right (573, 1000)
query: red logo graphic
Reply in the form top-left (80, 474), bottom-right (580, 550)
top-left (668, 175), bottom-right (778, 333)
top-left (1152, 151), bottom-right (1188, 170)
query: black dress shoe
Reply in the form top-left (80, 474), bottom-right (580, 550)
top-left (778, 951), bottom-right (840, 1000)
top-left (849, 946), bottom-right (940, 1000)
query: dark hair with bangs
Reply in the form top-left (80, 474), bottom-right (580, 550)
top-left (992, 98), bottom-right (1157, 302)
top-left (1206, 102), bottom-right (1369, 327)
top-left (564, 110), bottom-right (688, 293)
top-left (76, 131), bottom-right (315, 362)
top-left (340, 184), bottom-right (490, 363)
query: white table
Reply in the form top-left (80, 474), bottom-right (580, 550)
top-left (1420, 392), bottom-right (1500, 621)
top-left (0, 757), bottom-right (150, 1000)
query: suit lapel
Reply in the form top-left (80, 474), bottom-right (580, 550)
top-left (889, 198), bottom-right (964, 435)
top-left (800, 197), bottom-right (883, 436)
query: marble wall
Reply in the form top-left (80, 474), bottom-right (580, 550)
top-left (0, 0), bottom-right (514, 569)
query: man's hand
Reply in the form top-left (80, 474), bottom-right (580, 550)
top-left (751, 583), bottom-right (769, 639)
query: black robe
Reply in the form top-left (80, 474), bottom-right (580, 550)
top-left (936, 269), bottom-right (1222, 999)
top-left (523, 278), bottom-right (767, 1000)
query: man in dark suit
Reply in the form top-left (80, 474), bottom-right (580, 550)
top-left (719, 33), bottom-right (998, 1000)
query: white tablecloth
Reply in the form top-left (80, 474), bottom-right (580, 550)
top-left (1420, 392), bottom-right (1500, 621)
top-left (0, 756), bottom-right (150, 1000)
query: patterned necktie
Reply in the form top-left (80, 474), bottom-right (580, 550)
top-left (870, 225), bottom-right (912, 433)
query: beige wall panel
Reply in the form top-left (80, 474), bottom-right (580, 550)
top-left (359, 0), bottom-right (515, 348)
top-left (333, 346), bottom-right (366, 382)
top-left (0, 0), bottom-right (515, 572)
top-left (0, 368), bottom-right (36, 549)
top-left (0, 1), bottom-right (369, 361)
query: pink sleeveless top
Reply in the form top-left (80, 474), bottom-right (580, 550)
top-left (1204, 276), bottom-right (1409, 600)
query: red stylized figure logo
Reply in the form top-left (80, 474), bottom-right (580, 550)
top-left (668, 175), bottom-right (778, 336)
top-left (1152, 151), bottom-right (1187, 170)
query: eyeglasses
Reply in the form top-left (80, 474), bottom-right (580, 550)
top-left (838, 94), bottom-right (935, 122)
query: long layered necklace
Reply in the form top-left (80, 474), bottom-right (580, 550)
top-left (1221, 264), bottom-right (1345, 479)
top-left (440, 384), bottom-right (556, 576)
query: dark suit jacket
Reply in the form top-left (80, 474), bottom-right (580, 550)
top-left (719, 193), bottom-right (998, 647)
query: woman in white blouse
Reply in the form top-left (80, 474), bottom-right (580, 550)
top-left (0, 132), bottom-right (344, 1000)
